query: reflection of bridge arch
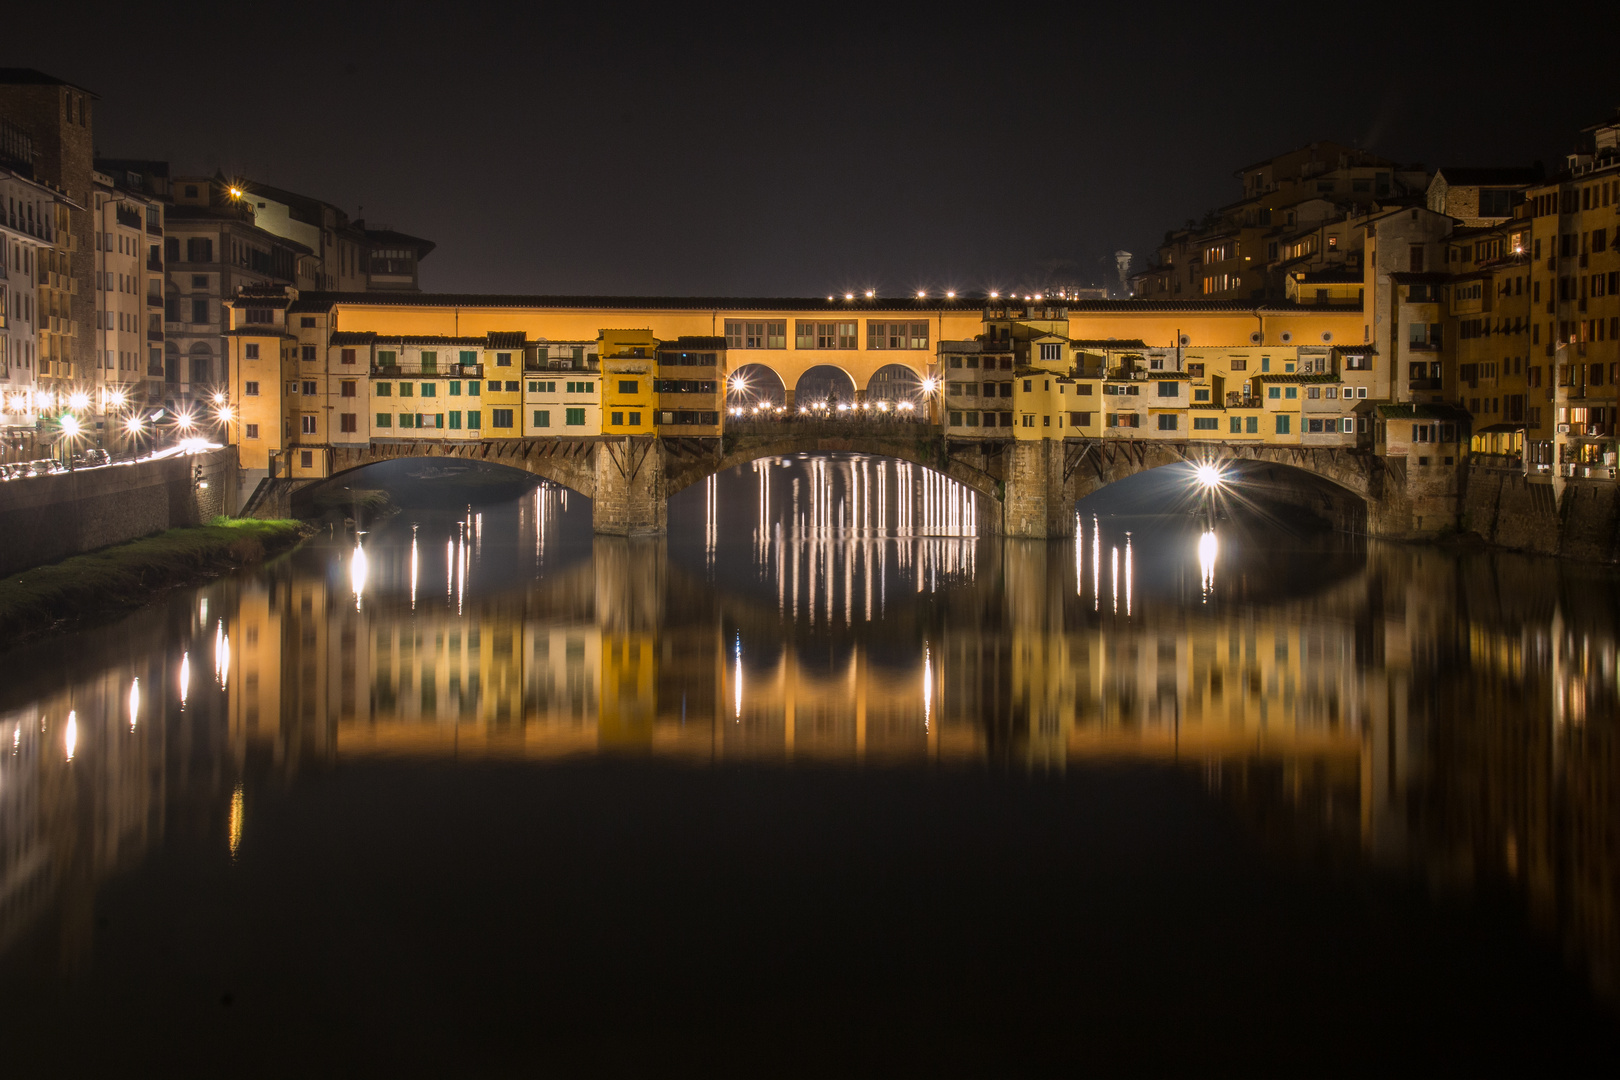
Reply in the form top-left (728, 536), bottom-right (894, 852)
top-left (325, 439), bottom-right (602, 501)
top-left (1062, 440), bottom-right (1382, 514)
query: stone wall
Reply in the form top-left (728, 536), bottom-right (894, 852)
top-left (1461, 468), bottom-right (1619, 561)
top-left (0, 447), bottom-right (239, 577)
top-left (593, 437), bottom-right (668, 536)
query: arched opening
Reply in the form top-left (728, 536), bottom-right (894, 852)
top-left (866, 363), bottom-right (925, 404)
top-left (794, 365), bottom-right (857, 409)
top-left (726, 364), bottom-right (786, 409)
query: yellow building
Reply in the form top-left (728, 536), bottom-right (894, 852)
top-left (598, 329), bottom-right (656, 437)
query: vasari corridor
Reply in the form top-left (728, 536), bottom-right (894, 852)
top-left (2, 6), bottom-right (1620, 1075)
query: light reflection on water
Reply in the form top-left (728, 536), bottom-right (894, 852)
top-left (0, 453), bottom-right (1618, 1011)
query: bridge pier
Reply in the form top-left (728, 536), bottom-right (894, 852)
top-left (1003, 441), bottom-right (1074, 539)
top-left (593, 436), bottom-right (668, 536)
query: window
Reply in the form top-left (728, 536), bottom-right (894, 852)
top-left (1285, 387), bottom-right (1298, 399)
top-left (186, 237), bottom-right (213, 263)
top-left (794, 321), bottom-right (859, 349)
top-left (399, 383), bottom-right (413, 397)
top-left (724, 321), bottom-right (787, 349)
top-left (611, 411), bottom-right (623, 425)
top-left (301, 316), bottom-right (316, 328)
top-left (421, 383), bottom-right (436, 398)
top-left (340, 380), bottom-right (356, 398)
top-left (1069, 412), bottom-right (1092, 426)
top-left (467, 411), bottom-right (481, 429)
top-left (1157, 381), bottom-right (1178, 397)
top-left (341, 348), bottom-right (356, 365)
top-left (1157, 413), bottom-right (1178, 430)
top-left (245, 423), bottom-right (259, 439)
top-left (566, 408), bottom-right (585, 426)
top-left (449, 381), bottom-right (462, 396)
top-left (376, 413), bottom-right (392, 428)
top-left (301, 345), bottom-right (317, 361)
top-left (1275, 415), bottom-right (1291, 435)
top-left (1268, 386), bottom-right (1280, 399)
top-left (377, 350), bottom-right (397, 367)
top-left (491, 408), bottom-right (514, 428)
top-left (468, 381), bottom-right (480, 396)
top-left (460, 351), bottom-right (478, 366)
top-left (300, 451), bottom-right (313, 469)
top-left (628, 411), bottom-right (641, 426)
top-left (1229, 417), bottom-right (1242, 434)
top-left (301, 380), bottom-right (317, 396)
top-left (1039, 343), bottom-right (1061, 361)
top-left (496, 352), bottom-right (512, 367)
top-left (449, 412), bottom-right (462, 430)
top-left (191, 298), bottom-right (209, 323)
top-left (1193, 388), bottom-right (1210, 402)
top-left (533, 410), bottom-right (550, 427)
top-left (340, 413), bottom-right (357, 433)
top-left (867, 321), bottom-right (929, 350)
top-left (375, 383), bottom-right (392, 397)
top-left (244, 344), bottom-right (259, 360)
top-left (399, 413), bottom-right (414, 429)
top-left (566, 381), bottom-right (594, 394)
top-left (244, 381), bottom-right (260, 396)
top-left (505, 381), bottom-right (519, 393)
top-left (618, 379), bottom-right (638, 394)
top-left (1246, 416), bottom-right (1258, 433)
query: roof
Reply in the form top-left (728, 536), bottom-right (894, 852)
top-left (1071, 339), bottom-right (1149, 349)
top-left (485, 332), bottom-right (526, 349)
top-left (1293, 271), bottom-right (1363, 284)
top-left (0, 69), bottom-right (96, 95)
top-left (1370, 403), bottom-right (1472, 421)
top-left (660, 336), bottom-right (727, 350)
top-left (1249, 373), bottom-right (1339, 384)
top-left (1433, 167), bottom-right (1543, 188)
top-left (330, 331), bottom-right (489, 347)
top-left (284, 290), bottom-right (1366, 315)
top-left (1474, 422), bottom-right (1527, 434)
top-left (358, 225), bottom-right (437, 259)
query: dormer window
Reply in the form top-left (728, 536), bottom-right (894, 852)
top-left (244, 308), bottom-right (274, 324)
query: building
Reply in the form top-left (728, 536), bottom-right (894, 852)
top-left (1133, 142), bottom-right (1429, 303)
top-left (0, 161), bottom-right (63, 462)
top-left (90, 167), bottom-right (166, 442)
top-left (0, 70), bottom-right (96, 403)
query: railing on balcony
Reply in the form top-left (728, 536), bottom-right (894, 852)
top-left (147, 330), bottom-right (163, 342)
top-left (115, 204), bottom-right (142, 230)
top-left (373, 362), bottom-right (484, 378)
top-left (147, 293), bottom-right (162, 307)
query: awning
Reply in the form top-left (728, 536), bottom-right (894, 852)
top-left (1474, 422), bottom-right (1527, 434)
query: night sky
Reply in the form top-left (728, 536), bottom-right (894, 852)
top-left (10, 2), bottom-right (1618, 295)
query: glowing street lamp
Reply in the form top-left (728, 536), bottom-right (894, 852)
top-left (68, 391), bottom-right (89, 412)
top-left (1195, 464), bottom-right (1223, 489)
top-left (59, 413), bottom-right (81, 438)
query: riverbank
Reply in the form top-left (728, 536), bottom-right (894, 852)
top-left (0, 517), bottom-right (312, 650)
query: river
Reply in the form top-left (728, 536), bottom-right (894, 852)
top-left (1, 453), bottom-right (1617, 1075)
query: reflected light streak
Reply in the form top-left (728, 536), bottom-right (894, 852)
top-left (228, 783), bottom-right (244, 858)
top-left (64, 711), bottom-right (77, 761)
top-left (733, 633), bottom-right (743, 720)
top-left (1111, 546), bottom-right (1119, 614)
top-left (1199, 529), bottom-right (1218, 600)
top-left (179, 651), bottom-right (190, 706)
top-left (1125, 533), bottom-right (1133, 617)
top-left (923, 641), bottom-right (932, 732)
top-left (410, 530), bottom-right (419, 610)
top-left (351, 542), bottom-right (369, 611)
top-left (128, 677), bottom-right (140, 731)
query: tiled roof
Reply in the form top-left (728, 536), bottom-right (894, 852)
top-left (1072, 339), bottom-right (1148, 348)
top-left (331, 331), bottom-right (487, 347)
top-left (485, 332), bottom-right (526, 349)
top-left (1371, 403), bottom-right (1472, 421)
top-left (1250, 373), bottom-right (1339, 384)
top-left (660, 336), bottom-right (727, 350)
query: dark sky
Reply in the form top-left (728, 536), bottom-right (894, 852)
top-left (10, 1), bottom-right (1618, 295)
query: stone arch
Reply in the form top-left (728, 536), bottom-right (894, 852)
top-left (793, 365), bottom-right (857, 408)
top-left (726, 364), bottom-right (786, 408)
top-left (865, 363), bottom-right (925, 403)
top-left (324, 439), bottom-right (602, 502)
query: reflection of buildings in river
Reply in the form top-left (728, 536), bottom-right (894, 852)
top-left (0, 597), bottom-right (234, 968)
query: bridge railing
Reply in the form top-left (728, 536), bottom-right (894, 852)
top-left (725, 418), bottom-right (942, 438)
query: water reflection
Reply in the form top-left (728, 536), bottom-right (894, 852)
top-left (0, 455), bottom-right (1618, 1013)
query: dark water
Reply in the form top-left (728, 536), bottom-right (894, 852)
top-left (2, 454), bottom-right (1618, 1075)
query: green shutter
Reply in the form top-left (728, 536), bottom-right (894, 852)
top-left (449, 411), bottom-right (461, 430)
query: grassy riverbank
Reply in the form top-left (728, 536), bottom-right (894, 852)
top-left (0, 517), bottom-right (312, 650)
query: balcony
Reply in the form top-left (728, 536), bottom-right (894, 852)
top-left (146, 257), bottom-right (161, 272)
top-left (115, 204), bottom-right (142, 230)
top-left (147, 330), bottom-right (163, 342)
top-left (146, 220), bottom-right (162, 237)
top-left (373, 362), bottom-right (483, 378)
top-left (147, 293), bottom-right (163, 307)
top-left (1408, 378), bottom-right (1442, 391)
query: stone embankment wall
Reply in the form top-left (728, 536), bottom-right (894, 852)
top-left (0, 447), bottom-right (239, 577)
top-left (1462, 467), bottom-right (1620, 561)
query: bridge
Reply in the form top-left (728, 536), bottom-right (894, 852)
top-left (261, 421), bottom-right (1424, 538)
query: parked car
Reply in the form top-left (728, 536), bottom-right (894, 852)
top-left (71, 448), bottom-right (111, 468)
top-left (0, 463), bottom-right (25, 480)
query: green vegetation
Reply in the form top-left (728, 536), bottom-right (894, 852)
top-left (0, 517), bottom-right (311, 649)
